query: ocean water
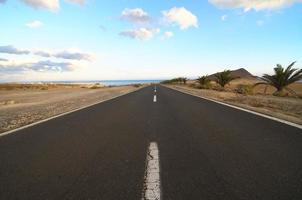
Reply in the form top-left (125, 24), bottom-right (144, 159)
top-left (47, 80), bottom-right (162, 86)
top-left (97, 80), bottom-right (161, 86)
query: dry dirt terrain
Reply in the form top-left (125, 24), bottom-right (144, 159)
top-left (0, 84), bottom-right (141, 133)
top-left (166, 79), bottom-right (302, 125)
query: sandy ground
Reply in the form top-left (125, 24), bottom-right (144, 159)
top-left (166, 84), bottom-right (302, 125)
top-left (0, 85), bottom-right (141, 133)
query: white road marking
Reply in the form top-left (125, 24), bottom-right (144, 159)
top-left (142, 142), bottom-right (161, 200)
top-left (163, 85), bottom-right (302, 130)
top-left (153, 95), bottom-right (157, 102)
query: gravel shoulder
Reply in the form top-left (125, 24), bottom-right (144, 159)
top-left (0, 85), bottom-right (141, 133)
top-left (165, 84), bottom-right (302, 125)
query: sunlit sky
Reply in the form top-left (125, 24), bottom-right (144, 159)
top-left (1, 0), bottom-right (302, 82)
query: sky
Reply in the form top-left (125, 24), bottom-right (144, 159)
top-left (0, 0), bottom-right (302, 82)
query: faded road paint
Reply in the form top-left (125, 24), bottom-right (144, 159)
top-left (142, 142), bottom-right (161, 200)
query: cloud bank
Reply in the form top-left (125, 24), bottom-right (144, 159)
top-left (0, 45), bottom-right (92, 61)
top-left (0, 45), bottom-right (92, 74)
top-left (0, 45), bottom-right (30, 55)
top-left (0, 60), bottom-right (76, 73)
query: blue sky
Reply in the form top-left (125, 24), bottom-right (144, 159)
top-left (0, 0), bottom-right (302, 82)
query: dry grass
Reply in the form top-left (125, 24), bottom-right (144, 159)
top-left (167, 79), bottom-right (302, 125)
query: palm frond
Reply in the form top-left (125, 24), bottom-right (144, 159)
top-left (260, 62), bottom-right (301, 93)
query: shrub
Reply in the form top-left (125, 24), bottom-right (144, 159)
top-left (133, 84), bottom-right (142, 88)
top-left (235, 84), bottom-right (254, 95)
top-left (196, 76), bottom-right (211, 89)
top-left (161, 77), bottom-right (188, 84)
top-left (90, 84), bottom-right (102, 89)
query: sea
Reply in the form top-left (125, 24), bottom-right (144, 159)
top-left (38, 80), bottom-right (162, 86)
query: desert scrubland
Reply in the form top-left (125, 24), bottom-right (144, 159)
top-left (0, 84), bottom-right (142, 133)
top-left (166, 78), bottom-right (302, 125)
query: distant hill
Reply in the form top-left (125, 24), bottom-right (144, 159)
top-left (208, 68), bottom-right (255, 81)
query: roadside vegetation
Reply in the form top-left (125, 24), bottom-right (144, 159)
top-left (161, 77), bottom-right (188, 84)
top-left (215, 70), bottom-right (238, 89)
top-left (162, 62), bottom-right (302, 97)
top-left (254, 62), bottom-right (302, 97)
top-left (161, 62), bottom-right (302, 124)
top-left (196, 76), bottom-right (211, 89)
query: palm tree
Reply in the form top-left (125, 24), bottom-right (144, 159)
top-left (255, 62), bottom-right (302, 96)
top-left (215, 70), bottom-right (236, 88)
top-left (196, 75), bottom-right (210, 86)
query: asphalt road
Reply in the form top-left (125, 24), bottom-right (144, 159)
top-left (0, 85), bottom-right (302, 200)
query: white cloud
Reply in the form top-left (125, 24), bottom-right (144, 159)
top-left (34, 49), bottom-right (92, 61)
top-left (0, 45), bottom-right (30, 55)
top-left (163, 31), bottom-right (174, 40)
top-left (65, 0), bottom-right (85, 5)
top-left (21, 0), bottom-right (60, 11)
top-left (209, 0), bottom-right (302, 11)
top-left (120, 28), bottom-right (160, 41)
top-left (0, 58), bottom-right (8, 61)
top-left (221, 15), bottom-right (228, 21)
top-left (20, 0), bottom-right (86, 11)
top-left (34, 50), bottom-right (52, 57)
top-left (26, 20), bottom-right (44, 28)
top-left (121, 8), bottom-right (151, 24)
top-left (162, 7), bottom-right (198, 30)
top-left (54, 51), bottom-right (92, 61)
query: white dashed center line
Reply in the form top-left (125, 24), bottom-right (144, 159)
top-left (142, 142), bottom-right (161, 200)
top-left (153, 95), bottom-right (157, 103)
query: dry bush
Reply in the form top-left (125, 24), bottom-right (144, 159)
top-left (89, 84), bottom-right (102, 89)
top-left (133, 84), bottom-right (142, 88)
top-left (234, 84), bottom-right (254, 95)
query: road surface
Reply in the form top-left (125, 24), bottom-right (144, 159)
top-left (0, 85), bottom-right (301, 199)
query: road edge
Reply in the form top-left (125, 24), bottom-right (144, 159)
top-left (0, 86), bottom-right (146, 138)
top-left (162, 84), bottom-right (302, 130)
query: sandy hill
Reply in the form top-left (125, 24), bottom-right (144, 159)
top-left (208, 68), bottom-right (255, 80)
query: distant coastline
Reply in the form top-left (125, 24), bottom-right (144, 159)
top-left (0, 80), bottom-right (162, 86)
